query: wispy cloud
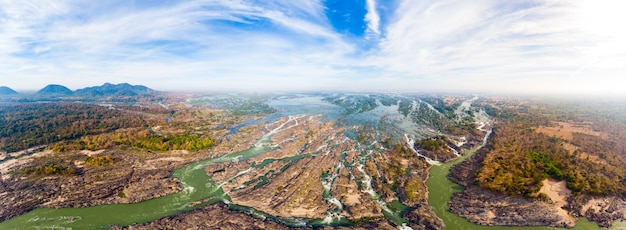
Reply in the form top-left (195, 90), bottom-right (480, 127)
top-left (364, 0), bottom-right (380, 36)
top-left (0, 0), bottom-right (355, 91)
top-left (0, 0), bottom-right (625, 95)
top-left (375, 0), bottom-right (626, 94)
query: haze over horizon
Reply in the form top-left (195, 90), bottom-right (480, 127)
top-left (1, 0), bottom-right (625, 95)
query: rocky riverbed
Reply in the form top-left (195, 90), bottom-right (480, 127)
top-left (0, 150), bottom-right (185, 222)
top-left (110, 202), bottom-right (399, 230)
top-left (568, 196), bottom-right (626, 228)
top-left (206, 116), bottom-right (385, 220)
top-left (107, 114), bottom-right (439, 229)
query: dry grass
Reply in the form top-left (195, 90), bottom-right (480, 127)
top-left (561, 142), bottom-right (579, 153)
top-left (536, 122), bottom-right (602, 141)
top-left (536, 121), bottom-right (610, 165)
top-left (560, 138), bottom-right (607, 164)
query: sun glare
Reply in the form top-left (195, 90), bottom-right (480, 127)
top-left (566, 0), bottom-right (626, 95)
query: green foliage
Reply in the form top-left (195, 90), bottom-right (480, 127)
top-left (404, 178), bottom-right (423, 201)
top-left (358, 135), bottom-right (367, 143)
top-left (305, 130), bottom-right (315, 139)
top-left (393, 142), bottom-right (413, 159)
top-left (130, 133), bottom-right (216, 151)
top-left (52, 129), bottom-right (216, 152)
top-left (529, 152), bottom-right (563, 180)
top-left (476, 100), bottom-right (626, 197)
top-left (19, 163), bottom-right (76, 176)
top-left (416, 136), bottom-right (446, 151)
top-left (192, 95), bottom-right (276, 115)
top-left (0, 103), bottom-right (148, 152)
top-left (85, 155), bottom-right (117, 167)
top-left (475, 121), bottom-right (570, 196)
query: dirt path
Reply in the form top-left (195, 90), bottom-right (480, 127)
top-left (539, 179), bottom-right (577, 225)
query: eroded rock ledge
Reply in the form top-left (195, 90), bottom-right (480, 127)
top-left (110, 202), bottom-right (292, 230)
top-left (110, 202), bottom-right (400, 230)
top-left (568, 196), bottom-right (626, 228)
top-left (0, 151), bottom-right (184, 222)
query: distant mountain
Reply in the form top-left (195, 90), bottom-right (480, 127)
top-left (74, 83), bottom-right (154, 97)
top-left (0, 86), bottom-right (18, 95)
top-left (36, 84), bottom-right (73, 96)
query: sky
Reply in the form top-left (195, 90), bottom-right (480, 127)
top-left (1, 0), bottom-right (625, 95)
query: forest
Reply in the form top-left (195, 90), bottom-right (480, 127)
top-left (0, 103), bottom-right (158, 152)
top-left (475, 98), bottom-right (626, 197)
top-left (50, 129), bottom-right (216, 152)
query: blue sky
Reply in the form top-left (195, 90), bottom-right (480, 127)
top-left (1, 0), bottom-right (625, 95)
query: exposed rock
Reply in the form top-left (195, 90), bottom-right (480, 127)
top-left (110, 202), bottom-right (293, 230)
top-left (203, 115), bottom-right (441, 228)
top-left (210, 116), bottom-right (344, 219)
top-left (568, 196), bottom-right (626, 228)
top-left (404, 204), bottom-right (444, 230)
top-left (450, 187), bottom-right (573, 228)
top-left (448, 132), bottom-right (493, 187)
top-left (111, 202), bottom-right (398, 230)
top-left (0, 151), bottom-right (183, 222)
top-left (333, 167), bottom-right (382, 219)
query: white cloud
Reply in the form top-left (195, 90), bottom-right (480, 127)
top-left (364, 0), bottom-right (380, 36)
top-left (373, 0), bottom-right (626, 95)
top-left (0, 0), bottom-right (625, 95)
top-left (0, 0), bottom-right (357, 91)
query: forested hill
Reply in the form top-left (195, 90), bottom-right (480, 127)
top-left (74, 83), bottom-right (154, 97)
top-left (36, 84), bottom-right (73, 96)
top-left (3, 83), bottom-right (156, 98)
top-left (0, 86), bottom-right (18, 95)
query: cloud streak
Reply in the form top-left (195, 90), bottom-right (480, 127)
top-left (365, 0), bottom-right (380, 36)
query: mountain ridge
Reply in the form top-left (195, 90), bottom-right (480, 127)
top-left (36, 84), bottom-right (73, 96)
top-left (74, 83), bottom-right (154, 97)
top-left (26, 83), bottom-right (156, 97)
top-left (0, 86), bottom-right (18, 95)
